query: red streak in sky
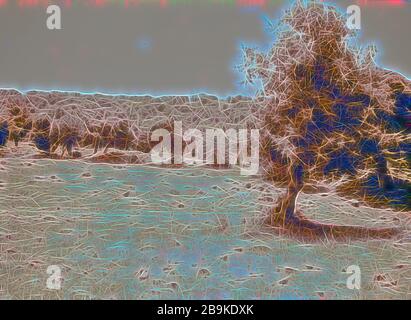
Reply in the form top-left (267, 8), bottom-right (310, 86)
top-left (357, 0), bottom-right (407, 6)
top-left (237, 0), bottom-right (266, 6)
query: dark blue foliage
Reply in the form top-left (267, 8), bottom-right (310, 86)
top-left (359, 139), bottom-right (379, 155)
top-left (270, 149), bottom-right (288, 165)
top-left (330, 86), bottom-right (342, 99)
top-left (291, 137), bottom-right (318, 165)
top-left (293, 137), bottom-right (308, 148)
top-left (313, 63), bottom-right (328, 91)
top-left (332, 103), bottom-right (361, 129)
top-left (307, 109), bottom-right (334, 135)
top-left (394, 92), bottom-right (411, 132)
top-left (364, 174), bottom-right (410, 208)
top-left (387, 143), bottom-right (411, 159)
top-left (375, 92), bottom-right (411, 133)
top-left (340, 94), bottom-right (370, 106)
top-left (277, 59), bottom-right (410, 210)
top-left (375, 109), bottom-right (403, 131)
top-left (324, 150), bottom-right (357, 175)
top-left (398, 142), bottom-right (411, 154)
top-left (34, 135), bottom-right (50, 152)
top-left (293, 164), bottom-right (304, 185)
top-left (301, 150), bottom-right (317, 165)
top-left (395, 93), bottom-right (411, 112)
top-left (0, 122), bottom-right (9, 147)
top-left (63, 135), bottom-right (77, 151)
top-left (287, 106), bottom-right (299, 118)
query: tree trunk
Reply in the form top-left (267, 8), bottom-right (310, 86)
top-left (267, 164), bottom-right (399, 240)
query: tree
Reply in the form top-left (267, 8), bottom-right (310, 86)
top-left (243, 1), bottom-right (410, 239)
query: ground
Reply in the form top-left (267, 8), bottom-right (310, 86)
top-left (0, 158), bottom-right (409, 299)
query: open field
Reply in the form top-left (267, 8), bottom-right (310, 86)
top-left (0, 159), bottom-right (410, 299)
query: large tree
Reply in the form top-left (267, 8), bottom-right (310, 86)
top-left (243, 1), bottom-right (410, 239)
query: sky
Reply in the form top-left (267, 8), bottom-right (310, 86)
top-left (0, 0), bottom-right (410, 96)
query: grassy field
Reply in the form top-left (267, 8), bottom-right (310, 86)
top-left (0, 158), bottom-right (410, 299)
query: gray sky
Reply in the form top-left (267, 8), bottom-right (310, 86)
top-left (0, 1), bottom-right (410, 96)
